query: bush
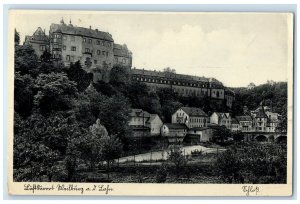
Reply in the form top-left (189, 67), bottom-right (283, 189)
top-left (156, 164), bottom-right (168, 183)
top-left (215, 149), bottom-right (242, 183)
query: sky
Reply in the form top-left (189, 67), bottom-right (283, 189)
top-left (13, 11), bottom-right (292, 87)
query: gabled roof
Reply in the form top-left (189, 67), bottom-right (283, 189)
top-left (163, 123), bottom-right (187, 130)
top-left (212, 112), bottom-right (231, 119)
top-left (181, 107), bottom-right (208, 117)
top-left (129, 109), bottom-right (150, 118)
top-left (25, 27), bottom-right (49, 43)
top-left (255, 111), bottom-right (268, 118)
top-left (50, 23), bottom-right (114, 42)
top-left (236, 115), bottom-right (253, 121)
top-left (147, 114), bottom-right (162, 123)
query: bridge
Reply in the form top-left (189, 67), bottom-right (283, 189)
top-left (243, 132), bottom-right (287, 143)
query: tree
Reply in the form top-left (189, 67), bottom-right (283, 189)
top-left (109, 65), bottom-right (131, 87)
top-left (212, 126), bottom-right (232, 144)
top-left (215, 149), bottom-right (242, 183)
top-left (161, 101), bottom-right (183, 122)
top-left (100, 134), bottom-right (123, 179)
top-left (13, 111), bottom-right (81, 182)
top-left (14, 72), bottom-right (35, 117)
top-left (233, 131), bottom-right (245, 142)
top-left (33, 72), bottom-right (78, 114)
top-left (66, 61), bottom-right (93, 92)
top-left (15, 29), bottom-right (20, 46)
top-left (40, 50), bottom-right (52, 62)
top-left (163, 67), bottom-right (176, 74)
top-left (80, 119), bottom-right (109, 170)
top-left (167, 145), bottom-right (187, 178)
top-left (15, 45), bottom-right (39, 75)
top-left (277, 104), bottom-right (287, 132)
top-left (98, 93), bottom-right (131, 139)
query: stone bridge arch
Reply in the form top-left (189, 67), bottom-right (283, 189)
top-left (275, 135), bottom-right (287, 144)
top-left (255, 135), bottom-right (268, 142)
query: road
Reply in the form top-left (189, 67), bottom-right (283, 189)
top-left (116, 145), bottom-right (224, 163)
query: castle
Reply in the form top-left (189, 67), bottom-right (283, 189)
top-left (24, 19), bottom-right (234, 108)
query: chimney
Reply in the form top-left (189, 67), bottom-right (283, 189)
top-left (89, 26), bottom-right (92, 29)
top-left (95, 29), bottom-right (98, 32)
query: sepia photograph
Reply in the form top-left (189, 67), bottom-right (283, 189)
top-left (8, 10), bottom-right (294, 196)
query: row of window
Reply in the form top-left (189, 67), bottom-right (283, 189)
top-left (189, 124), bottom-right (205, 128)
top-left (190, 118), bottom-right (206, 123)
top-left (63, 45), bottom-right (77, 51)
top-left (135, 77), bottom-right (209, 88)
top-left (115, 57), bottom-right (127, 64)
top-left (53, 33), bottom-right (112, 47)
top-left (84, 48), bottom-right (109, 57)
top-left (39, 45), bottom-right (47, 51)
top-left (66, 55), bottom-right (75, 62)
top-left (83, 38), bottom-right (112, 47)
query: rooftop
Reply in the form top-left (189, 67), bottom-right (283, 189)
top-left (129, 109), bottom-right (150, 118)
top-left (181, 107), bottom-right (208, 117)
top-left (236, 115), bottom-right (253, 121)
top-left (50, 23), bottom-right (114, 41)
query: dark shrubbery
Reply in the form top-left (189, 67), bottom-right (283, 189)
top-left (216, 143), bottom-right (287, 184)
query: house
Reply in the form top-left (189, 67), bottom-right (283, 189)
top-left (161, 123), bottom-right (188, 143)
top-left (266, 118), bottom-right (280, 132)
top-left (210, 112), bottom-right (232, 130)
top-left (254, 110), bottom-right (268, 132)
top-left (231, 118), bottom-right (240, 132)
top-left (128, 109), bottom-right (150, 127)
top-left (185, 127), bottom-right (214, 144)
top-left (128, 109), bottom-right (163, 137)
top-left (146, 114), bottom-right (163, 136)
top-left (250, 103), bottom-right (281, 132)
top-left (24, 27), bottom-right (50, 58)
top-left (236, 115), bottom-right (253, 132)
top-left (172, 107), bottom-right (209, 128)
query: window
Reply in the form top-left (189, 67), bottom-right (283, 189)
top-left (97, 50), bottom-right (101, 55)
top-left (97, 40), bottom-right (100, 45)
top-left (71, 46), bottom-right (76, 51)
top-left (115, 57), bottom-right (118, 62)
top-left (102, 41), bottom-right (105, 46)
top-left (53, 54), bottom-right (61, 59)
top-left (54, 34), bottom-right (60, 39)
top-left (70, 56), bottom-right (74, 62)
top-left (66, 55), bottom-right (70, 61)
top-left (88, 39), bottom-right (92, 44)
top-left (71, 36), bottom-right (75, 41)
top-left (102, 51), bottom-right (105, 56)
top-left (94, 60), bottom-right (97, 64)
top-left (63, 45), bottom-right (66, 50)
top-left (106, 52), bottom-right (108, 57)
top-left (85, 48), bottom-right (90, 53)
top-left (83, 38), bottom-right (86, 42)
top-left (40, 45), bottom-right (46, 51)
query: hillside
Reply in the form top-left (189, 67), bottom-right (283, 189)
top-left (231, 82), bottom-right (287, 116)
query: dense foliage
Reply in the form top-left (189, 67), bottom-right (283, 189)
top-left (216, 143), bottom-right (287, 183)
top-left (232, 82), bottom-right (287, 117)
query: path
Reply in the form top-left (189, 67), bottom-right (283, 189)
top-left (117, 145), bottom-right (224, 163)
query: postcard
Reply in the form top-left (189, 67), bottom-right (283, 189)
top-left (8, 10), bottom-right (294, 196)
